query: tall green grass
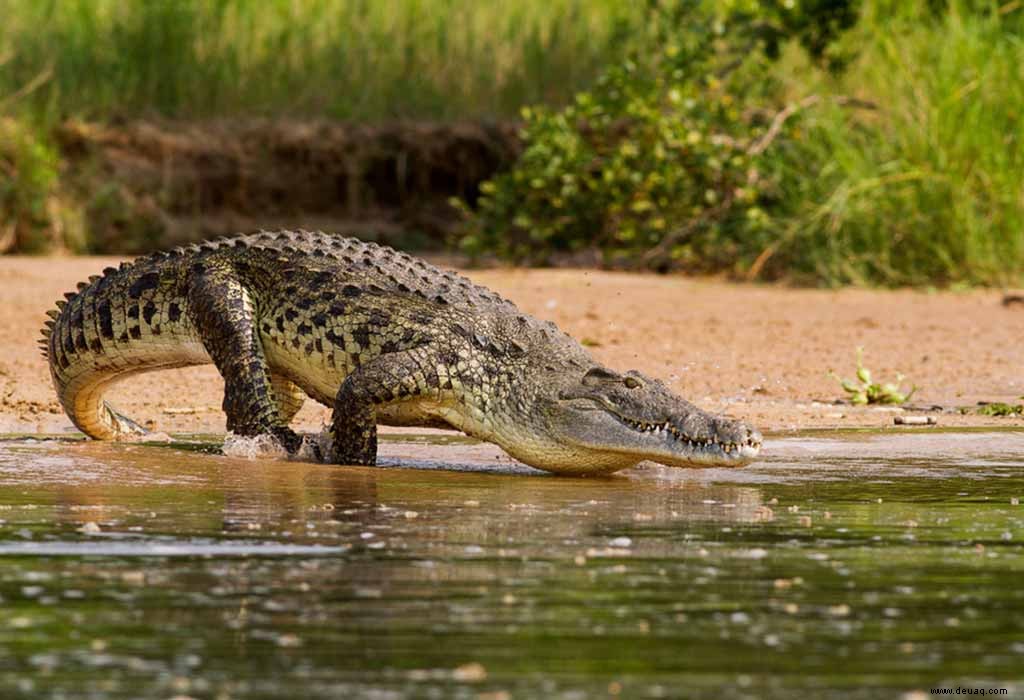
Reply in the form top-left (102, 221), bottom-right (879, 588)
top-left (772, 2), bottom-right (1024, 285)
top-left (0, 0), bottom-right (643, 122)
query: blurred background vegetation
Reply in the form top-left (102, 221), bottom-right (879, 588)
top-left (1, 0), bottom-right (1022, 286)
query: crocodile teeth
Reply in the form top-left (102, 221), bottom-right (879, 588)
top-left (621, 414), bottom-right (745, 454)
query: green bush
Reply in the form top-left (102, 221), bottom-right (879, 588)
top-left (725, 0), bottom-right (860, 69)
top-left (454, 5), bottom-right (809, 273)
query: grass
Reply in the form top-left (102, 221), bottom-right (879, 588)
top-left (0, 0), bottom-right (643, 123)
top-left (768, 2), bottom-right (1024, 285)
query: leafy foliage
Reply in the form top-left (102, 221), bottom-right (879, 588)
top-left (731, 0), bottom-right (860, 69)
top-left (455, 4), bottom-right (811, 272)
top-left (829, 348), bottom-right (917, 405)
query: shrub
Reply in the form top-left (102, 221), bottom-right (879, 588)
top-left (454, 3), bottom-right (821, 273)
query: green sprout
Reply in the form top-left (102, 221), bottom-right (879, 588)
top-left (829, 348), bottom-right (917, 406)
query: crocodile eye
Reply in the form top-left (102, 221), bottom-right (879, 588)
top-left (624, 376), bottom-right (642, 389)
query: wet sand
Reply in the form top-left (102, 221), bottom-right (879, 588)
top-left (2, 256), bottom-right (1022, 436)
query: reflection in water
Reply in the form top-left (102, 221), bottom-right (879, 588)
top-left (0, 431), bottom-right (1022, 699)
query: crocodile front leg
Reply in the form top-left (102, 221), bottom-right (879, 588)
top-left (329, 350), bottom-right (436, 465)
top-left (187, 260), bottom-right (303, 454)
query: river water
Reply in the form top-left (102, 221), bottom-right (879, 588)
top-left (1, 430), bottom-right (1022, 699)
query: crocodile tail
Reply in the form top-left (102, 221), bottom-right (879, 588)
top-left (42, 252), bottom-right (208, 440)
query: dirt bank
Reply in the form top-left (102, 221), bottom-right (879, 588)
top-left (51, 119), bottom-right (518, 254)
top-left (2, 256), bottom-right (1022, 436)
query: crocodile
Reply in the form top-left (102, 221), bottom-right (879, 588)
top-left (40, 230), bottom-right (762, 475)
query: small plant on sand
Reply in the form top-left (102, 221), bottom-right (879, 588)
top-left (977, 402), bottom-right (1024, 417)
top-left (829, 348), bottom-right (917, 406)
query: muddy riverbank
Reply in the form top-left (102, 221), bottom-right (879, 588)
top-left (21, 119), bottom-right (518, 255)
top-left (2, 256), bottom-right (1022, 437)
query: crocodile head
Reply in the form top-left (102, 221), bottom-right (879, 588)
top-left (496, 366), bottom-right (762, 475)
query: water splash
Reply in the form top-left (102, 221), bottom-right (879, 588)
top-left (221, 429), bottom-right (331, 462)
top-left (221, 432), bottom-right (290, 459)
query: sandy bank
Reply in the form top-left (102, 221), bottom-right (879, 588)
top-left (2, 256), bottom-right (1022, 437)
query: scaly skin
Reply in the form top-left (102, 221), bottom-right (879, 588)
top-left (41, 231), bottom-right (762, 475)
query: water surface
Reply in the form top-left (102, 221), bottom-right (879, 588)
top-left (1, 430), bottom-right (1023, 699)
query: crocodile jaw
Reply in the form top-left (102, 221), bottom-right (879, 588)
top-left (526, 402), bottom-right (762, 474)
top-left (461, 410), bottom-right (759, 477)
top-left (595, 411), bottom-right (763, 468)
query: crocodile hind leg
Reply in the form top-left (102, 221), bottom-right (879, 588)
top-left (187, 261), bottom-right (303, 454)
top-left (103, 402), bottom-right (150, 437)
top-left (329, 350), bottom-right (436, 465)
